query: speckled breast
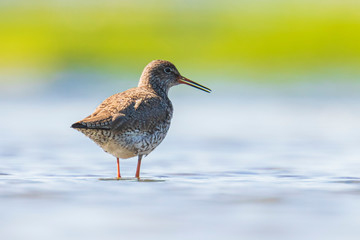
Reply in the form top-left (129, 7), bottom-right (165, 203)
top-left (115, 120), bottom-right (171, 157)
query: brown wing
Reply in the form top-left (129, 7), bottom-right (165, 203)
top-left (71, 93), bottom-right (126, 129)
top-left (71, 88), bottom-right (169, 132)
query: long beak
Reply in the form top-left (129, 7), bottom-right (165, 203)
top-left (178, 76), bottom-right (212, 93)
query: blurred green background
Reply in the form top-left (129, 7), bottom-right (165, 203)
top-left (1, 0), bottom-right (359, 83)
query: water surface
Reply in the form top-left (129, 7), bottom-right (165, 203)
top-left (1, 82), bottom-right (360, 240)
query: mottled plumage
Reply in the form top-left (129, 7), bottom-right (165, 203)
top-left (71, 60), bottom-right (211, 178)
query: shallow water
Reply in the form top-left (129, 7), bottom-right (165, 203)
top-left (1, 82), bottom-right (360, 240)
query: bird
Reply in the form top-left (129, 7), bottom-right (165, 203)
top-left (71, 60), bottom-right (211, 179)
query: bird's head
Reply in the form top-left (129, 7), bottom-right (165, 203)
top-left (139, 60), bottom-right (211, 96)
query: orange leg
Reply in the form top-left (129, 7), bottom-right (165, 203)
top-left (135, 155), bottom-right (143, 179)
top-left (117, 158), bottom-right (121, 178)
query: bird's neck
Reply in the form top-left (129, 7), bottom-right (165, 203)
top-left (138, 77), bottom-right (169, 99)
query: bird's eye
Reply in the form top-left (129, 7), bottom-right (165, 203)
top-left (164, 67), bottom-right (172, 74)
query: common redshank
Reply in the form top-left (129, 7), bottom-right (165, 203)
top-left (71, 60), bottom-right (211, 178)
